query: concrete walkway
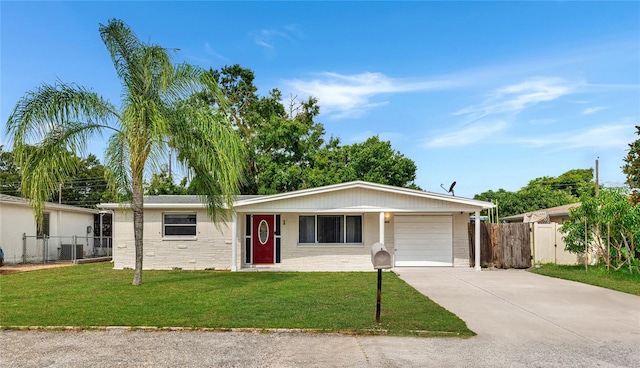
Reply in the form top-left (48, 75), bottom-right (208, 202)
top-left (395, 267), bottom-right (640, 343)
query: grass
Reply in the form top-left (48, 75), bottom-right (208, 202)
top-left (529, 264), bottom-right (640, 296)
top-left (0, 263), bottom-right (474, 337)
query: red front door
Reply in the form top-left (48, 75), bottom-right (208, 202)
top-left (252, 215), bottom-right (274, 264)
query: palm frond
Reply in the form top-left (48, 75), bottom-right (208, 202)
top-left (5, 82), bottom-right (119, 222)
top-left (167, 63), bottom-right (229, 111)
top-left (99, 19), bottom-right (143, 93)
top-left (169, 102), bottom-right (246, 222)
top-left (6, 82), bottom-right (119, 144)
top-left (105, 132), bottom-right (132, 201)
top-left (19, 144), bottom-right (79, 223)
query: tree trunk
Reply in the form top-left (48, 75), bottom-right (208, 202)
top-left (132, 175), bottom-right (144, 286)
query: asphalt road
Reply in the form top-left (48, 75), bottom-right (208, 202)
top-left (2, 329), bottom-right (638, 367)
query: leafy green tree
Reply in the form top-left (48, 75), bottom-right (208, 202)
top-left (145, 167), bottom-right (190, 195)
top-left (343, 136), bottom-right (419, 188)
top-left (560, 187), bottom-right (640, 273)
top-left (306, 136), bottom-right (419, 189)
top-left (252, 92), bottom-right (325, 194)
top-left (208, 64), bottom-right (258, 137)
top-left (0, 145), bottom-right (21, 195)
top-left (623, 125), bottom-right (640, 205)
top-left (473, 189), bottom-right (525, 218)
top-left (6, 19), bottom-right (245, 285)
top-left (204, 65), bottom-right (324, 194)
top-left (1, 146), bottom-right (113, 206)
top-left (303, 137), bottom-right (350, 187)
top-left (58, 153), bottom-right (114, 207)
top-left (475, 169), bottom-right (589, 218)
top-left (526, 168), bottom-right (595, 197)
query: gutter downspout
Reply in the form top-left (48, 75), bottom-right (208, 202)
top-left (379, 212), bottom-right (385, 245)
top-left (475, 210), bottom-right (481, 271)
top-left (231, 212), bottom-right (237, 271)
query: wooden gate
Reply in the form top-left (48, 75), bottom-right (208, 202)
top-left (469, 223), bottom-right (531, 269)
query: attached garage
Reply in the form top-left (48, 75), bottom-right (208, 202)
top-left (394, 215), bottom-right (453, 266)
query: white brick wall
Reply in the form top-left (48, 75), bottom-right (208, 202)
top-left (112, 209), bottom-right (232, 270)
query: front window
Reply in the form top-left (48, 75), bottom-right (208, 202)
top-left (163, 213), bottom-right (196, 236)
top-left (37, 213), bottom-right (50, 238)
top-left (299, 215), bottom-right (362, 244)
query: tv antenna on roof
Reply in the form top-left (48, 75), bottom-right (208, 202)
top-left (440, 181), bottom-right (456, 196)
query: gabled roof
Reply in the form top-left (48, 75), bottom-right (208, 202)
top-left (0, 194), bottom-right (99, 214)
top-left (99, 194), bottom-right (262, 209)
top-left (98, 181), bottom-right (494, 212)
top-left (234, 181), bottom-right (494, 210)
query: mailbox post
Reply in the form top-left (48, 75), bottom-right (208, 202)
top-left (371, 242), bottom-right (392, 323)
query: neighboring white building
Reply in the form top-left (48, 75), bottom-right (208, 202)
top-left (0, 194), bottom-right (98, 264)
top-left (501, 203), bottom-right (581, 224)
top-left (99, 181), bottom-right (494, 272)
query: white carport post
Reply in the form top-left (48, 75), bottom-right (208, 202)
top-left (231, 212), bottom-right (237, 271)
top-left (379, 212), bottom-right (385, 244)
top-left (474, 210), bottom-right (481, 271)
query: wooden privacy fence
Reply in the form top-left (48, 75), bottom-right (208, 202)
top-left (468, 223), bottom-right (531, 269)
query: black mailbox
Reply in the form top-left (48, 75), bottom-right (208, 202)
top-left (371, 242), bottom-right (392, 269)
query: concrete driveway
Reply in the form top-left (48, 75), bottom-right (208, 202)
top-left (395, 267), bottom-right (640, 343)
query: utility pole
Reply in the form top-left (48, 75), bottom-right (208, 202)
top-left (168, 151), bottom-right (172, 179)
top-left (58, 183), bottom-right (62, 204)
top-left (595, 157), bottom-right (599, 197)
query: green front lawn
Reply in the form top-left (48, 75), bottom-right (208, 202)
top-left (529, 264), bottom-right (640, 296)
top-left (0, 263), bottom-right (473, 337)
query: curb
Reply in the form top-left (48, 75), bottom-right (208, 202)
top-left (0, 325), bottom-right (465, 337)
top-left (1, 326), bottom-right (369, 335)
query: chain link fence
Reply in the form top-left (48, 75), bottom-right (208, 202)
top-left (18, 234), bottom-right (112, 264)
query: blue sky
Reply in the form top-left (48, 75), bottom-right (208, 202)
top-left (1, 1), bottom-right (639, 198)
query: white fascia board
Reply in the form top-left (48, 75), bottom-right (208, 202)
top-left (99, 203), bottom-right (233, 211)
top-left (44, 204), bottom-right (99, 214)
top-left (1, 196), bottom-right (98, 214)
top-left (235, 181), bottom-right (494, 210)
top-left (98, 203), bottom-right (123, 210)
top-left (99, 203), bottom-right (210, 210)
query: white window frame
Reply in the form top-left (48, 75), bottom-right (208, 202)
top-left (298, 214), bottom-right (363, 245)
top-left (163, 212), bottom-right (197, 238)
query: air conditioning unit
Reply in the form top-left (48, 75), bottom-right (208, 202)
top-left (60, 244), bottom-right (83, 260)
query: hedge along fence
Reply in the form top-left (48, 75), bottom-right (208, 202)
top-left (469, 223), bottom-right (531, 269)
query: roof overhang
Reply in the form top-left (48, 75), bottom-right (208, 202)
top-left (100, 181), bottom-right (494, 213)
top-left (1, 194), bottom-right (99, 214)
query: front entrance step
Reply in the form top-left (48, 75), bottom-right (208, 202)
top-left (241, 264), bottom-right (281, 272)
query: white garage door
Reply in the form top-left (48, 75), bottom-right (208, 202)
top-left (394, 215), bottom-right (453, 266)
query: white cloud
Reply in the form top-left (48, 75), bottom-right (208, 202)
top-left (454, 77), bottom-right (576, 122)
top-left (528, 118), bottom-right (557, 126)
top-left (252, 26), bottom-right (301, 51)
top-left (581, 106), bottom-right (607, 115)
top-left (516, 122), bottom-right (634, 150)
top-left (424, 121), bottom-right (509, 148)
top-left (284, 72), bottom-right (461, 119)
top-left (203, 43), bottom-right (227, 61)
top-left (422, 78), bottom-right (578, 149)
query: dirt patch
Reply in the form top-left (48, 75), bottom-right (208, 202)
top-left (0, 262), bottom-right (74, 275)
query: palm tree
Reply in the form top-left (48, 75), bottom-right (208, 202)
top-left (5, 19), bottom-right (245, 285)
